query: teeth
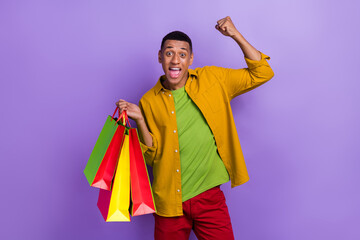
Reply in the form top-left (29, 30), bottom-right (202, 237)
top-left (170, 68), bottom-right (180, 70)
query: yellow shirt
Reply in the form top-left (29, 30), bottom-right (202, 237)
top-left (139, 52), bottom-right (274, 217)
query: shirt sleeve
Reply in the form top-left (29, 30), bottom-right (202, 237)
top-left (138, 100), bottom-right (158, 167)
top-left (222, 52), bottom-right (274, 100)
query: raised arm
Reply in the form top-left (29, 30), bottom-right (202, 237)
top-left (216, 16), bottom-right (261, 61)
top-left (215, 16), bottom-right (274, 99)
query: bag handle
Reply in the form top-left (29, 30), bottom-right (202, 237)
top-left (111, 107), bottom-right (119, 119)
top-left (111, 107), bottom-right (123, 125)
top-left (111, 107), bottom-right (131, 127)
top-left (118, 111), bottom-right (131, 128)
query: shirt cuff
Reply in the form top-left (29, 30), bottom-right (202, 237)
top-left (244, 52), bottom-right (271, 70)
top-left (139, 131), bottom-right (157, 155)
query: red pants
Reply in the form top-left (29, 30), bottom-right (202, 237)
top-left (154, 186), bottom-right (234, 240)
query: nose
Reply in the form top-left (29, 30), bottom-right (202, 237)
top-left (171, 54), bottom-right (180, 64)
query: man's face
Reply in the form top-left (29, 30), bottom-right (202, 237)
top-left (158, 40), bottom-right (194, 90)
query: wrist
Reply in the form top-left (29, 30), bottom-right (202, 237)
top-left (135, 116), bottom-right (145, 125)
top-left (231, 31), bottom-right (243, 42)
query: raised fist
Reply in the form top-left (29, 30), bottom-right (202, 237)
top-left (215, 16), bottom-right (239, 37)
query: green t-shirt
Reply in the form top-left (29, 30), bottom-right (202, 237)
top-left (172, 86), bottom-right (229, 202)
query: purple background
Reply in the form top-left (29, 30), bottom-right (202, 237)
top-left (1, 0), bottom-right (359, 239)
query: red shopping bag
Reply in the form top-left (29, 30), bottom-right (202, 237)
top-left (129, 127), bottom-right (156, 216)
top-left (84, 107), bottom-right (124, 190)
top-left (91, 123), bottom-right (125, 190)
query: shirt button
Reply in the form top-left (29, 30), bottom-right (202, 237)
top-left (175, 149), bottom-right (178, 153)
top-left (176, 169), bottom-right (179, 173)
top-left (169, 94), bottom-right (172, 97)
top-left (173, 130), bottom-right (176, 133)
top-left (177, 189), bottom-right (180, 192)
top-left (171, 111), bottom-right (174, 114)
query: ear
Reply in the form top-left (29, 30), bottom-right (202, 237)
top-left (189, 52), bottom-right (194, 66)
top-left (158, 50), bottom-right (162, 63)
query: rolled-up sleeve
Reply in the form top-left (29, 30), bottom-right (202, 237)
top-left (139, 131), bottom-right (157, 167)
top-left (223, 52), bottom-right (274, 100)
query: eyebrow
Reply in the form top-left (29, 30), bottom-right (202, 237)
top-left (165, 46), bottom-right (188, 51)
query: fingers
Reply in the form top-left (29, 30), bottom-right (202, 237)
top-left (115, 99), bottom-right (142, 121)
top-left (216, 16), bottom-right (230, 31)
top-left (116, 99), bottom-right (129, 113)
top-left (217, 17), bottom-right (226, 26)
top-left (218, 16), bottom-right (231, 24)
top-left (216, 16), bottom-right (237, 37)
top-left (215, 23), bottom-right (224, 33)
top-left (216, 22), bottom-right (225, 32)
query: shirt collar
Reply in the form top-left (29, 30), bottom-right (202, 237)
top-left (154, 69), bottom-right (198, 95)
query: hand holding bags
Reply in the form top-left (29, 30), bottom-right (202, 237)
top-left (84, 109), bottom-right (156, 222)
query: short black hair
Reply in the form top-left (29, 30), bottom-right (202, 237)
top-left (161, 31), bottom-right (193, 53)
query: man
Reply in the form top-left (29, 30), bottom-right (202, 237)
top-left (116, 16), bottom-right (274, 240)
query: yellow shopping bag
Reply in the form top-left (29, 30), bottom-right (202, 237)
top-left (97, 134), bottom-right (131, 222)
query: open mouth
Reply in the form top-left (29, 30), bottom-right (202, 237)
top-left (169, 67), bottom-right (181, 78)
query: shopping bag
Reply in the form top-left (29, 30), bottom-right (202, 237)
top-left (84, 107), bottom-right (124, 189)
top-left (97, 133), bottom-right (131, 222)
top-left (129, 128), bottom-right (156, 216)
top-left (91, 123), bottom-right (125, 190)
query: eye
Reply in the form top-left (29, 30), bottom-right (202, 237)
top-left (166, 51), bottom-right (173, 56)
top-left (180, 53), bottom-right (186, 57)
